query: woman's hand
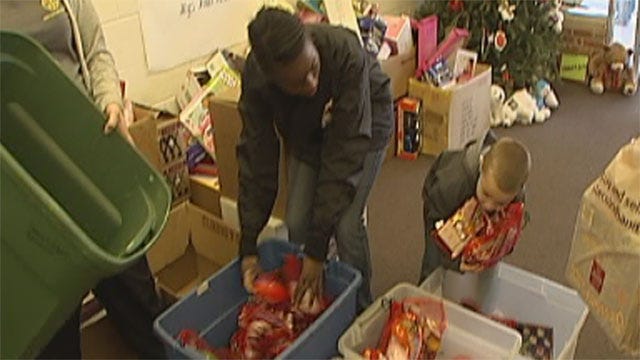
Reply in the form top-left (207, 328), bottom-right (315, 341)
top-left (241, 255), bottom-right (262, 293)
top-left (293, 256), bottom-right (324, 308)
top-left (104, 102), bottom-right (134, 144)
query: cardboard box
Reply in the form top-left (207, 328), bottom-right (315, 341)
top-left (163, 161), bottom-right (191, 206)
top-left (219, 196), bottom-right (288, 241)
top-left (129, 104), bottom-right (190, 206)
top-left (209, 87), bottom-right (288, 219)
top-left (408, 64), bottom-right (491, 156)
top-left (189, 175), bottom-right (222, 217)
top-left (146, 202), bottom-right (240, 302)
top-left (190, 203), bottom-right (240, 267)
top-left (380, 46), bottom-right (417, 100)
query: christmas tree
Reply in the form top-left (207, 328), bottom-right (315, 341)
top-left (417, 0), bottom-right (562, 96)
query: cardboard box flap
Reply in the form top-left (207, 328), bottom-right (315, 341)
top-left (132, 102), bottom-right (177, 122)
top-left (409, 78), bottom-right (453, 115)
top-left (189, 203), bottom-right (240, 266)
top-left (146, 202), bottom-right (191, 274)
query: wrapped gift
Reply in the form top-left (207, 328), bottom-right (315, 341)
top-left (460, 202), bottom-right (524, 271)
top-left (433, 197), bottom-right (486, 259)
top-left (434, 197), bottom-right (525, 272)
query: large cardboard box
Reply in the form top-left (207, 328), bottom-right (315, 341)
top-left (380, 46), bottom-right (417, 101)
top-left (146, 202), bottom-right (240, 301)
top-left (408, 64), bottom-right (491, 156)
top-left (210, 87), bottom-right (288, 219)
top-left (129, 104), bottom-right (190, 206)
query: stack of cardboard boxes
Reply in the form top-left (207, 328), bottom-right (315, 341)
top-left (127, 105), bottom-right (241, 301)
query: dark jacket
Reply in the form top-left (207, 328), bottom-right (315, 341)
top-left (237, 24), bottom-right (393, 260)
top-left (422, 131), bottom-right (499, 271)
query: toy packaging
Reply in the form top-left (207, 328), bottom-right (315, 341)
top-left (359, 15), bottom-right (387, 56)
top-left (433, 197), bottom-right (485, 259)
top-left (396, 97), bottom-right (422, 160)
top-left (381, 15), bottom-right (412, 56)
top-left (453, 49), bottom-right (478, 83)
top-left (460, 302), bottom-right (554, 360)
top-left (412, 15), bottom-right (439, 78)
top-left (434, 197), bottom-right (525, 272)
top-left (424, 57), bottom-right (455, 88)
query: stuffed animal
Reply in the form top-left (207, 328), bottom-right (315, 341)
top-left (533, 79), bottom-right (559, 113)
top-left (548, 0), bottom-right (564, 34)
top-left (502, 89), bottom-right (550, 127)
top-left (587, 43), bottom-right (638, 96)
top-left (490, 84), bottom-right (506, 127)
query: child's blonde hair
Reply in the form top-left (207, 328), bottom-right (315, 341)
top-left (482, 138), bottom-right (531, 194)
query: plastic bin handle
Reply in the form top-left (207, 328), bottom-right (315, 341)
top-left (353, 297), bottom-right (387, 331)
top-left (122, 189), bottom-right (156, 255)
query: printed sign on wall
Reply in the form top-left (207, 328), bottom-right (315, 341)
top-left (139, 0), bottom-right (260, 71)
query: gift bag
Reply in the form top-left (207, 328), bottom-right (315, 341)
top-left (565, 138), bottom-right (640, 356)
top-left (364, 297), bottom-right (447, 360)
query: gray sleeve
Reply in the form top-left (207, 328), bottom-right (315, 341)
top-left (72, 0), bottom-right (122, 112)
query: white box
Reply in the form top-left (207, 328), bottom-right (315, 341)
top-left (420, 263), bottom-right (589, 360)
top-left (220, 196), bottom-right (288, 241)
top-left (339, 283), bottom-right (522, 360)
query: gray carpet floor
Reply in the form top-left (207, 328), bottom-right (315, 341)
top-left (367, 81), bottom-right (640, 359)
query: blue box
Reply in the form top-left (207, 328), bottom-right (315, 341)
top-left (154, 239), bottom-right (362, 359)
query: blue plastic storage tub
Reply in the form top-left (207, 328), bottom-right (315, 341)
top-left (154, 239), bottom-right (362, 359)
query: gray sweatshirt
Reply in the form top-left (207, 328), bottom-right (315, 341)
top-left (0, 0), bottom-right (123, 112)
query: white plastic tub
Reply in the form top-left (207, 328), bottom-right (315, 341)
top-left (338, 283), bottom-right (522, 360)
top-left (420, 263), bottom-right (589, 359)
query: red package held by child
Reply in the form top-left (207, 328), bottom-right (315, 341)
top-left (433, 197), bottom-right (487, 259)
top-left (460, 201), bottom-right (524, 271)
top-left (434, 196), bottom-right (525, 272)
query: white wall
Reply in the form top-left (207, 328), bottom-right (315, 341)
top-left (92, 0), bottom-right (216, 107)
top-left (92, 0), bottom-right (419, 107)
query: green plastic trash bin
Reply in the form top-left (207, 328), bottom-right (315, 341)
top-left (0, 31), bottom-right (171, 358)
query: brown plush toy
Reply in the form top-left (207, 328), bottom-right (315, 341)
top-left (587, 43), bottom-right (638, 96)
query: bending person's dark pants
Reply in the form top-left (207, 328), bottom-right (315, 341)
top-left (38, 257), bottom-right (167, 359)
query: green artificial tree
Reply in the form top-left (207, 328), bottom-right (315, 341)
top-left (417, 0), bottom-right (562, 96)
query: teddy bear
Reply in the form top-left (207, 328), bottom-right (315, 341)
top-left (533, 79), bottom-right (559, 115)
top-left (490, 84), bottom-right (506, 127)
top-left (587, 42), bottom-right (638, 96)
top-left (501, 88), bottom-right (550, 127)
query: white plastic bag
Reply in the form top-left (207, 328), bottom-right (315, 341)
top-left (566, 137), bottom-right (640, 356)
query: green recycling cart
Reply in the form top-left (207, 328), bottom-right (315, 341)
top-left (0, 31), bottom-right (171, 358)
